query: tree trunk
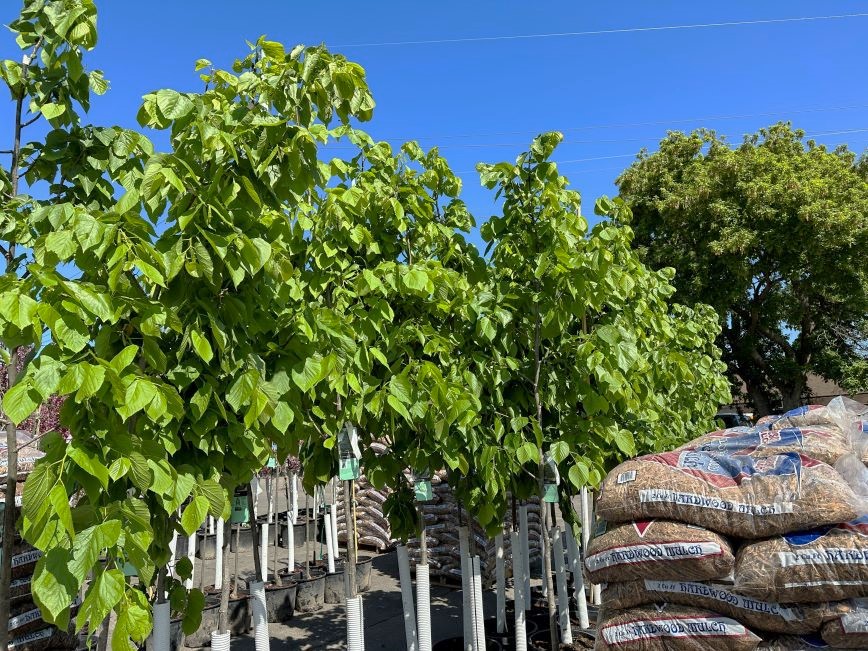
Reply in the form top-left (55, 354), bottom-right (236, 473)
top-left (343, 479), bottom-right (357, 598)
top-left (218, 519), bottom-right (231, 633)
top-left (247, 487), bottom-right (262, 581)
top-left (0, 359), bottom-right (19, 651)
top-left (780, 376), bottom-right (807, 412)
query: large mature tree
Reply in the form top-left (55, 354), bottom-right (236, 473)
top-left (617, 123), bottom-right (868, 415)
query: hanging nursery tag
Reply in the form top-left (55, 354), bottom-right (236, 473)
top-left (339, 457), bottom-right (360, 480)
top-left (415, 479), bottom-right (433, 502)
top-left (122, 561), bottom-right (137, 577)
top-left (230, 493), bottom-right (250, 523)
top-left (267, 456), bottom-right (277, 468)
top-left (543, 483), bottom-right (559, 503)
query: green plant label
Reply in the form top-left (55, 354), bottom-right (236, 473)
top-left (339, 457), bottom-right (360, 480)
top-left (414, 480), bottom-right (433, 502)
top-left (230, 495), bottom-right (250, 523)
top-left (543, 483), bottom-right (558, 503)
top-left (267, 457), bottom-right (277, 468)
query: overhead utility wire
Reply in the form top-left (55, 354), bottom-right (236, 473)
top-left (325, 127), bottom-right (868, 152)
top-left (330, 13), bottom-right (868, 48)
top-left (371, 103), bottom-right (868, 142)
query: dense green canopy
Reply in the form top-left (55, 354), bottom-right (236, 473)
top-left (617, 123), bottom-right (868, 414)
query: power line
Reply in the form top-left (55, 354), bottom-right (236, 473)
top-left (325, 126), bottom-right (868, 154)
top-left (330, 13), bottom-right (868, 48)
top-left (366, 103), bottom-right (868, 143)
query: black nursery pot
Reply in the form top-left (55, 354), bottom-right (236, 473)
top-left (324, 562), bottom-right (346, 604)
top-left (355, 554), bottom-right (373, 593)
top-left (433, 637), bottom-right (502, 651)
top-left (290, 568), bottom-right (326, 613)
top-left (265, 578), bottom-right (298, 623)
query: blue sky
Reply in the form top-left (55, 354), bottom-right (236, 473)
top-left (2, 1), bottom-right (867, 250)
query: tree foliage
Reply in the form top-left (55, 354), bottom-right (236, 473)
top-left (617, 123), bottom-right (868, 414)
top-left (1, 1), bottom-right (730, 646)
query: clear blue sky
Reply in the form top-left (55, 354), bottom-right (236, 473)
top-left (3, 1), bottom-right (867, 249)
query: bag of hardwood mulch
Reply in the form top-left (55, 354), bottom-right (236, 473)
top-left (595, 603), bottom-right (762, 651)
top-left (584, 519), bottom-right (734, 584)
top-left (758, 634), bottom-right (848, 650)
top-left (820, 600), bottom-right (868, 649)
top-left (679, 426), bottom-right (853, 466)
top-left (600, 579), bottom-right (839, 635)
top-left (8, 626), bottom-right (78, 651)
top-left (597, 451), bottom-right (858, 538)
top-left (734, 516), bottom-right (868, 603)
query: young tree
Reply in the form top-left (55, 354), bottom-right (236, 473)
top-left (617, 123), bottom-right (868, 414)
top-left (477, 133), bottom-right (729, 647)
top-left (5, 3), bottom-right (378, 644)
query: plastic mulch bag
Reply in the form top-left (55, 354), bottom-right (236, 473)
top-left (597, 450), bottom-right (858, 538)
top-left (600, 580), bottom-right (841, 634)
top-left (820, 599), bottom-right (868, 648)
top-left (758, 634), bottom-right (849, 650)
top-left (679, 426), bottom-right (852, 466)
top-left (584, 519), bottom-right (734, 584)
top-left (595, 603), bottom-right (762, 651)
top-left (734, 516), bottom-right (868, 603)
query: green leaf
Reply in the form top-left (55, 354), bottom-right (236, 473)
top-left (387, 394), bottom-right (412, 422)
top-left (568, 461), bottom-right (590, 489)
top-left (155, 89), bottom-right (194, 120)
top-left (272, 401), bottom-right (294, 433)
top-left (68, 521), bottom-right (122, 584)
top-left (389, 375), bottom-right (413, 404)
top-left (612, 429), bottom-right (636, 456)
top-left (197, 479), bottom-right (227, 519)
top-left (261, 40), bottom-right (285, 60)
top-left (123, 378), bottom-right (158, 417)
top-left (68, 445), bottom-right (110, 490)
top-left (227, 369), bottom-right (258, 411)
top-left (32, 548), bottom-right (78, 625)
top-left (89, 70), bottom-right (109, 95)
top-left (182, 589), bottom-right (206, 635)
top-left (3, 380), bottom-right (38, 426)
top-left (76, 569), bottom-right (124, 632)
top-left (190, 330), bottom-right (213, 363)
top-left (549, 440), bottom-right (569, 464)
top-left (49, 484), bottom-right (74, 536)
top-left (403, 268), bottom-right (431, 294)
top-left (113, 586), bottom-right (152, 646)
top-left (194, 58), bottom-right (211, 71)
top-left (180, 495), bottom-right (210, 536)
top-left (40, 102), bottom-right (66, 119)
top-left (291, 356), bottom-right (324, 393)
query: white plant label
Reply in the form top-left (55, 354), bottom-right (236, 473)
top-left (601, 616), bottom-right (746, 644)
top-left (585, 541), bottom-right (722, 571)
top-left (639, 488), bottom-right (794, 515)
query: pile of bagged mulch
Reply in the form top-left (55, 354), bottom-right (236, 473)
top-left (586, 398), bottom-right (868, 650)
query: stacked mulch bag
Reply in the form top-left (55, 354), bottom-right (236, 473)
top-left (406, 471), bottom-right (542, 587)
top-left (1, 431), bottom-right (78, 651)
top-left (336, 441), bottom-right (397, 551)
top-left (587, 397), bottom-right (868, 651)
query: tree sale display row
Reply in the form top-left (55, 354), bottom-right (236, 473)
top-left (1, 1), bottom-right (730, 648)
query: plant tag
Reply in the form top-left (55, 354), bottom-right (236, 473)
top-left (123, 561), bottom-right (137, 577)
top-left (543, 483), bottom-right (558, 503)
top-left (267, 456), bottom-right (277, 468)
top-left (415, 479), bottom-right (433, 502)
top-left (339, 457), bottom-right (360, 480)
top-left (230, 494), bottom-right (250, 523)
